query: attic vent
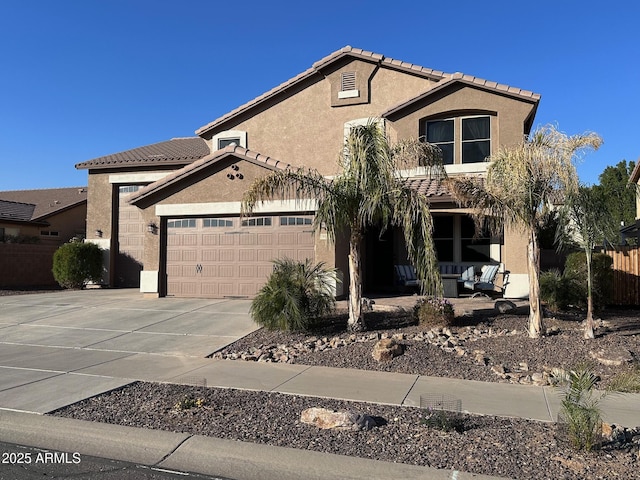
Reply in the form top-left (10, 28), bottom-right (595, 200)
top-left (340, 72), bottom-right (356, 91)
top-left (338, 72), bottom-right (359, 99)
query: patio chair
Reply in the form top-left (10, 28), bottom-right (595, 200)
top-left (463, 264), bottom-right (501, 298)
top-left (394, 265), bottom-right (419, 290)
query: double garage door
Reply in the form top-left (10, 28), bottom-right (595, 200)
top-left (166, 215), bottom-right (315, 298)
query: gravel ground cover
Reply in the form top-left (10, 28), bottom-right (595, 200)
top-left (52, 304), bottom-right (640, 480)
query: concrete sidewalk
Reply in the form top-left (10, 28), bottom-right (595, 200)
top-left (1, 290), bottom-right (639, 480)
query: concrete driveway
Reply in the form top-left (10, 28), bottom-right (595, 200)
top-left (0, 289), bottom-right (256, 413)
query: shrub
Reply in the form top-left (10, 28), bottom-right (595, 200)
top-left (553, 364), bottom-right (603, 451)
top-left (540, 269), bottom-right (573, 311)
top-left (250, 258), bottom-right (337, 332)
top-left (563, 252), bottom-right (613, 310)
top-left (52, 240), bottom-right (104, 289)
top-left (413, 296), bottom-right (455, 328)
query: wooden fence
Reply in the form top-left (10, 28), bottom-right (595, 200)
top-left (606, 247), bottom-right (640, 306)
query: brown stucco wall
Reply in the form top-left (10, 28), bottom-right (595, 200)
top-left (86, 172), bottom-right (114, 240)
top-left (201, 63), bottom-right (439, 175)
top-left (0, 244), bottom-right (58, 287)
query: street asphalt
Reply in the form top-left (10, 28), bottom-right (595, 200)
top-left (0, 289), bottom-right (638, 480)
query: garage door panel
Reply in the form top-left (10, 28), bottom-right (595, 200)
top-left (257, 234), bottom-right (272, 245)
top-left (238, 283), bottom-right (257, 297)
top-left (166, 215), bottom-right (314, 298)
top-left (201, 249), bottom-right (219, 262)
top-left (239, 234), bottom-right (256, 245)
top-left (182, 250), bottom-right (198, 262)
top-left (220, 235), bottom-right (236, 245)
top-left (201, 283), bottom-right (219, 296)
top-left (182, 234), bottom-right (198, 246)
top-left (257, 249), bottom-right (275, 262)
top-left (239, 249), bottom-right (256, 262)
top-left (219, 265), bottom-right (235, 278)
top-left (239, 265), bottom-right (257, 278)
top-left (202, 234), bottom-right (220, 245)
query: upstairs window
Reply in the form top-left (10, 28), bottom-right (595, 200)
top-left (422, 115), bottom-right (491, 165)
top-left (462, 116), bottom-right (490, 163)
top-left (218, 137), bottom-right (241, 149)
top-left (425, 119), bottom-right (454, 165)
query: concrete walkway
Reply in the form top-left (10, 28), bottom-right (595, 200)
top-left (1, 289), bottom-right (638, 480)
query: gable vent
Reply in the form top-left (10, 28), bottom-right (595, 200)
top-left (340, 72), bottom-right (356, 91)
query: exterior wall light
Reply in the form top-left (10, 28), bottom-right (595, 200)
top-left (147, 222), bottom-right (158, 234)
top-left (95, 229), bottom-right (103, 238)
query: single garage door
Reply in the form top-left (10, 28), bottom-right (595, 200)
top-left (166, 215), bottom-right (315, 298)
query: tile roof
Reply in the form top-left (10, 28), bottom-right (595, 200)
top-left (405, 177), bottom-right (452, 202)
top-left (196, 45), bottom-right (539, 137)
top-left (195, 46), bottom-right (448, 136)
top-left (128, 145), bottom-right (291, 205)
top-left (0, 200), bottom-right (37, 223)
top-left (0, 187), bottom-right (88, 220)
top-left (75, 137), bottom-right (209, 170)
top-left (383, 73), bottom-right (541, 119)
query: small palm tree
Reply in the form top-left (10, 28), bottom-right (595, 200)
top-left (250, 258), bottom-right (337, 332)
top-left (447, 125), bottom-right (602, 338)
top-left (559, 186), bottom-right (617, 338)
top-left (242, 120), bottom-right (445, 332)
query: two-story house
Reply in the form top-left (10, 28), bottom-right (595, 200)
top-left (76, 46), bottom-right (540, 299)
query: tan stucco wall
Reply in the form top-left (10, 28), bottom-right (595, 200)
top-left (390, 84), bottom-right (535, 155)
top-left (86, 173), bottom-right (113, 240)
top-left (201, 63), bottom-right (439, 175)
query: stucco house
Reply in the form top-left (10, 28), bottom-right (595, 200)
top-left (0, 187), bottom-right (87, 245)
top-left (76, 46), bottom-right (540, 299)
top-left (621, 159), bottom-right (640, 243)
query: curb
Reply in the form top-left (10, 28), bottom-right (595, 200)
top-left (0, 410), bottom-right (510, 480)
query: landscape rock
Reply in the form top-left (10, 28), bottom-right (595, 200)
top-left (495, 300), bottom-right (517, 314)
top-left (300, 407), bottom-right (376, 431)
top-left (372, 338), bottom-right (404, 362)
top-left (589, 348), bottom-right (633, 366)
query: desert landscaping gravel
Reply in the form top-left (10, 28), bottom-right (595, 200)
top-left (53, 305), bottom-right (640, 480)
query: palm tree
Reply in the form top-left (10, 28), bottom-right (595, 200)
top-left (559, 186), bottom-right (617, 339)
top-left (447, 125), bottom-right (602, 338)
top-left (242, 120), bottom-right (445, 332)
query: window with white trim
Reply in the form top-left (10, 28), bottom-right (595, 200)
top-left (462, 116), bottom-right (490, 164)
top-left (211, 130), bottom-right (247, 151)
top-left (422, 115), bottom-right (490, 165)
top-left (425, 119), bottom-right (454, 165)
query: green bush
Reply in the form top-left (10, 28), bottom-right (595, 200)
top-left (52, 240), bottom-right (104, 289)
top-left (413, 296), bottom-right (455, 328)
top-left (553, 365), bottom-right (603, 452)
top-left (563, 252), bottom-right (613, 310)
top-left (250, 258), bottom-right (337, 332)
top-left (540, 269), bottom-right (573, 311)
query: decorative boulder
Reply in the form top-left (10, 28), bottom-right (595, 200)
top-left (589, 348), bottom-right (633, 366)
top-left (372, 338), bottom-right (403, 362)
top-left (300, 407), bottom-right (376, 431)
top-left (494, 300), bottom-right (517, 314)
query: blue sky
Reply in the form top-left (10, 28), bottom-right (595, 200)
top-left (1, 1), bottom-right (638, 191)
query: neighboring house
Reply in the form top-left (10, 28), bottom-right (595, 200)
top-left (76, 46), bottom-right (540, 299)
top-left (621, 159), bottom-right (640, 243)
top-left (0, 187), bottom-right (88, 245)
